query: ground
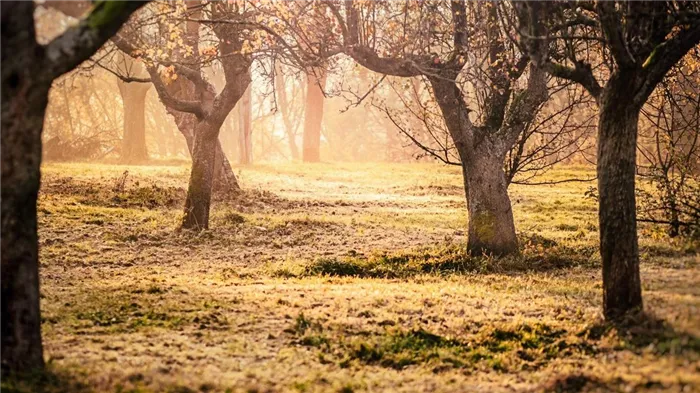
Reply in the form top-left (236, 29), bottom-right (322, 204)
top-left (8, 162), bottom-right (699, 393)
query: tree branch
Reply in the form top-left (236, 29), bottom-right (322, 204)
top-left (146, 66), bottom-right (205, 118)
top-left (44, 1), bottom-right (148, 80)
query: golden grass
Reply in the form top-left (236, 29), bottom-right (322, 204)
top-left (16, 161), bottom-right (699, 393)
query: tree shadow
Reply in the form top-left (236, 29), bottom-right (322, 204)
top-left (580, 311), bottom-right (699, 355)
top-left (1, 364), bottom-right (91, 393)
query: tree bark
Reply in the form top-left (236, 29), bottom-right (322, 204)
top-left (171, 111), bottom-right (239, 192)
top-left (461, 147), bottom-right (519, 256)
top-left (1, 47), bottom-right (48, 376)
top-left (213, 140), bottom-right (239, 192)
top-left (4, 2), bottom-right (56, 374)
top-left (182, 123), bottom-right (218, 229)
top-left (597, 77), bottom-right (643, 319)
top-left (429, 75), bottom-right (520, 256)
top-left (117, 79), bottom-right (150, 163)
top-left (302, 68), bottom-right (327, 162)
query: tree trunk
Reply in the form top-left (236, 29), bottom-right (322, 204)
top-left (275, 66), bottom-right (300, 160)
top-left (1, 67), bottom-right (48, 375)
top-left (213, 140), bottom-right (240, 192)
top-left (117, 79), bottom-right (150, 163)
top-left (429, 75), bottom-right (519, 257)
top-left (302, 68), bottom-right (327, 162)
top-left (172, 111), bottom-right (239, 192)
top-left (1, 2), bottom-right (47, 373)
top-left (237, 84), bottom-right (252, 165)
top-left (461, 148), bottom-right (519, 256)
top-left (597, 81), bottom-right (643, 319)
top-left (182, 123), bottom-right (218, 230)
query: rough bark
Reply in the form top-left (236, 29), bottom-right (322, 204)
top-left (429, 75), bottom-right (520, 256)
top-left (461, 147), bottom-right (519, 256)
top-left (117, 79), bottom-right (150, 163)
top-left (302, 68), bottom-right (327, 162)
top-left (182, 123), bottom-right (218, 229)
top-left (1, 4), bottom-right (48, 371)
top-left (171, 110), bottom-right (239, 192)
top-left (598, 76), bottom-right (643, 318)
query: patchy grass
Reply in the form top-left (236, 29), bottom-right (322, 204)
top-left (35, 162), bottom-right (700, 392)
top-left (273, 235), bottom-right (597, 279)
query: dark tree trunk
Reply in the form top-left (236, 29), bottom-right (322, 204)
top-left (117, 80), bottom-right (150, 163)
top-left (1, 64), bottom-right (48, 376)
top-left (302, 69), bottom-right (327, 162)
top-left (182, 123), bottom-right (218, 229)
top-left (597, 78), bottom-right (643, 319)
top-left (2, 0), bottom-right (145, 373)
top-left (460, 146), bottom-right (518, 256)
top-left (1, 2), bottom-right (48, 374)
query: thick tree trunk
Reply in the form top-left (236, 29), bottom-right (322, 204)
top-left (302, 69), bottom-right (327, 162)
top-left (1, 69), bottom-right (48, 375)
top-left (237, 85), bottom-right (252, 165)
top-left (117, 79), bottom-right (150, 163)
top-left (461, 148), bottom-right (518, 256)
top-left (182, 123), bottom-right (218, 229)
top-left (597, 85), bottom-right (643, 319)
top-left (1, 2), bottom-right (47, 373)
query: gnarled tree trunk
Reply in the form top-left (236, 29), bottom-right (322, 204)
top-left (182, 123), bottom-right (218, 229)
top-left (597, 78), bottom-right (643, 318)
top-left (172, 111), bottom-right (239, 192)
top-left (461, 146), bottom-right (518, 255)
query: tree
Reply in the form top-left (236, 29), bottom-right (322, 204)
top-left (330, 0), bottom-right (548, 255)
top-left (302, 67), bottom-right (327, 162)
top-left (517, 1), bottom-right (700, 318)
top-left (238, 79), bottom-right (253, 165)
top-left (46, 0), bottom-right (243, 183)
top-left (115, 53), bottom-right (151, 163)
top-left (139, 2), bottom-right (251, 229)
top-left (638, 53), bottom-right (700, 237)
top-left (1, 0), bottom-right (147, 373)
top-left (275, 64), bottom-right (304, 160)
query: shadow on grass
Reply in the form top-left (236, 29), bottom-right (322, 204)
top-left (1, 365), bottom-right (91, 393)
top-left (275, 234), bottom-right (598, 279)
top-left (581, 312), bottom-right (700, 356)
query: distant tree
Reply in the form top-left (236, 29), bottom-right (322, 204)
top-left (275, 64), bottom-right (304, 160)
top-left (517, 1), bottom-right (700, 318)
top-left (330, 0), bottom-right (549, 255)
top-left (638, 54), bottom-right (700, 237)
top-left (238, 78), bottom-right (253, 165)
top-left (1, 0), bottom-right (147, 373)
top-left (302, 67), bottom-right (328, 162)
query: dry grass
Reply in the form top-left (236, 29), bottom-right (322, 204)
top-left (11, 161), bottom-right (698, 393)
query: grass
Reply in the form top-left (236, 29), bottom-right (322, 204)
top-left (32, 161), bottom-right (700, 392)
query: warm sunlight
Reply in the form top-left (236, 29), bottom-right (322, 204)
top-left (2, 1), bottom-right (699, 392)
